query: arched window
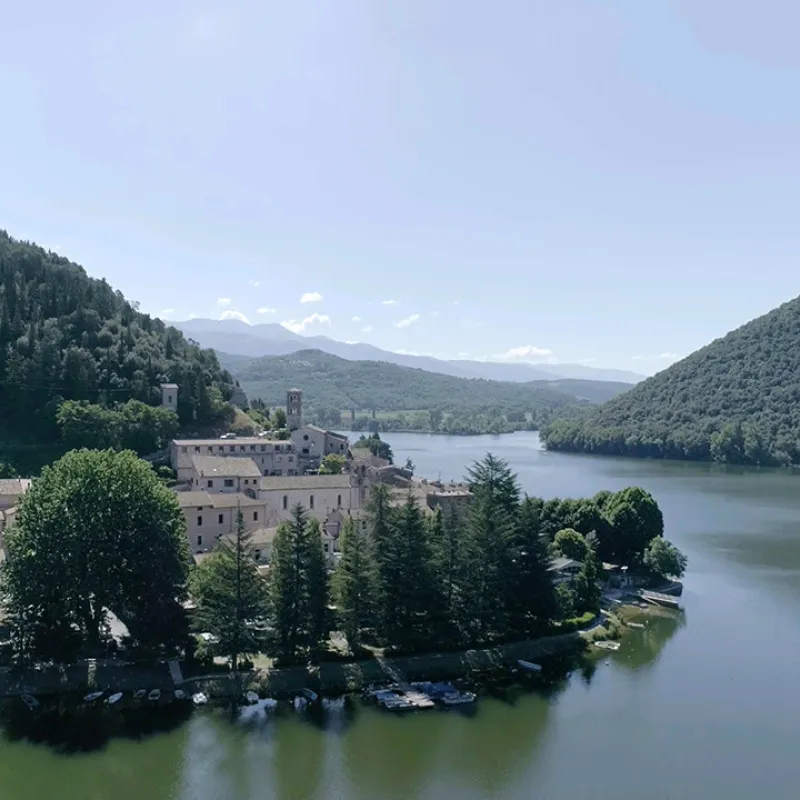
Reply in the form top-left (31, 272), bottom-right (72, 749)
top-left (282, 495), bottom-right (288, 510)
top-left (310, 495), bottom-right (315, 509)
top-left (337, 494), bottom-right (342, 508)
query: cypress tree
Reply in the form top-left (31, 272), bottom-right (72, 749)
top-left (304, 517), bottom-right (330, 656)
top-left (333, 517), bottom-right (375, 652)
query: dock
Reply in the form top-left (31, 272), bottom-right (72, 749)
top-left (638, 590), bottom-right (681, 609)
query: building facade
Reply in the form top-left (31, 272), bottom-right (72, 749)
top-left (287, 388), bottom-right (302, 431)
top-left (290, 425), bottom-right (349, 470)
top-left (160, 383), bottom-right (178, 409)
top-left (188, 456), bottom-right (262, 493)
top-left (169, 438), bottom-right (297, 482)
top-left (257, 474), bottom-right (359, 522)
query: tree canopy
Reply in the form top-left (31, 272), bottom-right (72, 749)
top-left (0, 232), bottom-right (235, 469)
top-left (1, 449), bottom-right (191, 661)
top-left (542, 294), bottom-right (800, 465)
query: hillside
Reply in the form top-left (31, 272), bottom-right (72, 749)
top-left (222, 349), bottom-right (631, 424)
top-left (542, 295), bottom-right (800, 465)
top-left (177, 318), bottom-right (645, 384)
top-left (0, 232), bottom-right (235, 468)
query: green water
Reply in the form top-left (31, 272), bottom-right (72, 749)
top-left (2, 432), bottom-right (800, 800)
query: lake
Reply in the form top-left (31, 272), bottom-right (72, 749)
top-left (2, 431), bottom-right (800, 800)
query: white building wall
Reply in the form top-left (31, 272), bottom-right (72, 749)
top-left (170, 439), bottom-right (297, 481)
top-left (258, 485), bottom-right (360, 523)
top-left (182, 502), bottom-right (267, 551)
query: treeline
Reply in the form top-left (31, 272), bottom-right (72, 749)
top-left (0, 232), bottom-right (235, 466)
top-left (1, 448), bottom-right (681, 669)
top-left (542, 293), bottom-right (800, 466)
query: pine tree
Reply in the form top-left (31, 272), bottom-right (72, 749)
top-left (191, 510), bottom-right (269, 670)
top-left (333, 517), bottom-right (374, 651)
top-left (573, 542), bottom-right (602, 615)
top-left (364, 483), bottom-right (399, 637)
top-left (303, 517), bottom-right (330, 655)
top-left (429, 505), bottom-right (465, 645)
top-left (506, 497), bottom-right (558, 638)
top-left (462, 454), bottom-right (520, 643)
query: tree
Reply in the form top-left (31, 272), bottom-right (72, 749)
top-left (357, 433), bottom-right (394, 463)
top-left (190, 510), bottom-right (269, 670)
top-left (429, 505), bottom-right (465, 644)
top-left (572, 545), bottom-right (602, 615)
top-left (603, 487), bottom-right (664, 565)
top-left (333, 517), bottom-right (374, 651)
top-left (553, 528), bottom-right (590, 561)
top-left (506, 498), bottom-right (558, 638)
top-left (272, 408), bottom-right (287, 430)
top-left (304, 517), bottom-right (330, 654)
top-left (320, 453), bottom-right (346, 474)
top-left (1, 449), bottom-right (191, 661)
top-left (462, 454), bottom-right (519, 642)
top-left (643, 538), bottom-right (688, 581)
top-left (364, 484), bottom-right (398, 637)
top-left (404, 457), bottom-right (415, 474)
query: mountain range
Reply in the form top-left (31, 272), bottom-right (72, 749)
top-left (173, 318), bottom-right (645, 384)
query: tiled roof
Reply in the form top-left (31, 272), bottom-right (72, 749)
top-left (191, 455), bottom-right (261, 477)
top-left (259, 474), bottom-right (352, 491)
top-left (176, 491), bottom-right (264, 509)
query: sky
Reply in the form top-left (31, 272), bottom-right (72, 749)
top-left (3, 1), bottom-right (800, 375)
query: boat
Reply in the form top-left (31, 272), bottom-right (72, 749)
top-left (21, 694), bottom-right (39, 711)
top-left (627, 622), bottom-right (645, 630)
top-left (440, 690), bottom-right (477, 706)
top-left (245, 690), bottom-right (259, 705)
top-left (373, 689), bottom-right (413, 711)
top-left (262, 698), bottom-right (279, 711)
top-left (133, 688), bottom-right (147, 700)
top-left (517, 659), bottom-right (543, 673)
top-left (174, 689), bottom-right (187, 701)
top-left (148, 689), bottom-right (162, 701)
top-left (594, 640), bottom-right (621, 651)
top-left (300, 688), bottom-right (319, 703)
top-left (105, 691), bottom-right (124, 706)
top-left (192, 692), bottom-right (208, 706)
top-left (83, 690), bottom-right (105, 704)
top-left (293, 695), bottom-right (308, 712)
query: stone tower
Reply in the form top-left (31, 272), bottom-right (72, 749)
top-left (287, 388), bottom-right (302, 431)
top-left (160, 383), bottom-right (178, 409)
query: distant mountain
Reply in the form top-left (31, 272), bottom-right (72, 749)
top-left (542, 294), bottom-right (800, 465)
top-left (173, 318), bottom-right (645, 384)
top-left (219, 349), bottom-right (633, 414)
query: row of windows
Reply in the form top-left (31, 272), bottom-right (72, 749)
top-left (279, 494), bottom-right (342, 510)
top-left (196, 510), bottom-right (260, 526)
top-left (182, 443), bottom-right (293, 455)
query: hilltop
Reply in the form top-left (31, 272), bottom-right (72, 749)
top-left (0, 232), bottom-right (235, 471)
top-left (220, 349), bottom-right (632, 430)
top-left (542, 295), bottom-right (800, 465)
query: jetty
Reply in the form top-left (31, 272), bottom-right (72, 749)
top-left (638, 589), bottom-right (681, 609)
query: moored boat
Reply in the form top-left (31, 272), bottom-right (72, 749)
top-left (148, 689), bottom-right (162, 702)
top-left (83, 690), bottom-right (105, 704)
top-left (192, 692), bottom-right (208, 706)
top-left (21, 694), bottom-right (39, 711)
top-left (245, 691), bottom-right (259, 705)
top-left (105, 691), bottom-right (124, 706)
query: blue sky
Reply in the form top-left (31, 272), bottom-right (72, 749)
top-left (3, 0), bottom-right (800, 375)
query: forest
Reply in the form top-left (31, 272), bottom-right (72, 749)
top-left (542, 294), bottom-right (800, 465)
top-left (220, 349), bottom-right (629, 432)
top-left (0, 232), bottom-right (236, 472)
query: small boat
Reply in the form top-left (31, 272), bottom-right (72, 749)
top-left (594, 640), bottom-right (621, 651)
top-left (300, 688), bottom-right (319, 703)
top-left (83, 690), bottom-right (105, 704)
top-left (441, 690), bottom-right (477, 706)
top-left (293, 695), bottom-right (308, 712)
top-left (373, 689), bottom-right (413, 711)
top-left (245, 690), bottom-right (259, 705)
top-left (174, 689), bottom-right (187, 701)
top-left (517, 659), bottom-right (543, 673)
top-left (192, 692), bottom-right (209, 706)
top-left (21, 694), bottom-right (39, 711)
top-left (148, 689), bottom-right (162, 702)
top-left (627, 622), bottom-right (645, 630)
top-left (133, 689), bottom-right (147, 700)
top-left (105, 692), bottom-right (124, 706)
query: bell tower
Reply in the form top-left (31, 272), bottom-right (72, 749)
top-left (287, 388), bottom-right (302, 431)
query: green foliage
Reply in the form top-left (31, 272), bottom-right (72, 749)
top-left (268, 505), bottom-right (328, 662)
top-left (320, 453), bottom-right (346, 474)
top-left (1, 449), bottom-right (191, 661)
top-left (0, 462), bottom-right (17, 478)
top-left (357, 433), bottom-right (394, 463)
top-left (553, 528), bottom-right (590, 561)
top-left (573, 547), bottom-right (602, 615)
top-left (333, 518), bottom-right (375, 651)
top-left (272, 408), bottom-right (287, 429)
top-left (0, 232), bottom-right (235, 462)
top-left (541, 294), bottom-right (800, 465)
top-left (221, 349), bottom-right (621, 428)
top-left (643, 538), bottom-right (688, 580)
top-left (190, 511), bottom-right (270, 669)
top-left (57, 399), bottom-right (178, 454)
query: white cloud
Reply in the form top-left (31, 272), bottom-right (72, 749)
top-left (382, 299), bottom-right (399, 306)
top-left (281, 313), bottom-right (331, 334)
top-left (159, 308), bottom-right (175, 318)
top-left (453, 300), bottom-right (460, 306)
top-left (300, 292), bottom-right (323, 304)
top-left (217, 297), bottom-right (232, 307)
top-left (361, 325), bottom-right (373, 333)
top-left (429, 311), bottom-right (440, 318)
top-left (457, 352), bottom-right (469, 357)
top-left (257, 307), bottom-right (276, 315)
top-left (351, 316), bottom-right (361, 322)
top-left (494, 345), bottom-right (554, 361)
top-left (249, 280), bottom-right (261, 288)
top-left (220, 309), bottom-right (251, 324)
top-left (394, 313), bottom-right (421, 329)
top-left (632, 352), bottom-right (681, 363)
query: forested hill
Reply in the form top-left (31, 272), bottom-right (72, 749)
top-left (221, 349), bottom-right (630, 422)
top-left (542, 294), bottom-right (800, 466)
top-left (0, 232), bottom-right (235, 461)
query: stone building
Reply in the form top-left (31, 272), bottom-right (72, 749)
top-left (169, 438), bottom-right (297, 482)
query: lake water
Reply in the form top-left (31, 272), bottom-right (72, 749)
top-left (3, 431), bottom-right (800, 800)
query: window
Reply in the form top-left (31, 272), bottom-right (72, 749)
top-left (239, 446), bottom-right (245, 452)
top-left (337, 494), bottom-right (342, 508)
top-left (224, 479), bottom-right (234, 487)
top-left (303, 434), bottom-right (309, 441)
top-left (282, 495), bottom-right (288, 510)
top-left (255, 549), bottom-right (261, 561)
top-left (229, 446), bottom-right (235, 452)
top-left (197, 516), bottom-right (203, 526)
top-left (197, 535), bottom-right (202, 546)
top-left (218, 513), bottom-right (223, 524)
top-left (194, 446), bottom-right (200, 452)
top-left (261, 445), bottom-right (266, 451)
top-left (323, 542), bottom-right (329, 553)
top-left (244, 479), bottom-right (248, 485)
top-left (288, 456), bottom-right (294, 462)
top-left (168, 394), bottom-right (173, 404)
top-left (302, 448), bottom-right (309, 455)
top-left (182, 446), bottom-right (187, 453)
top-left (309, 495), bottom-right (315, 509)
top-left (340, 443), bottom-right (344, 451)
top-left (253, 511), bottom-right (259, 522)
top-left (250, 445), bottom-right (256, 452)
top-left (207, 479), bottom-right (213, 488)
